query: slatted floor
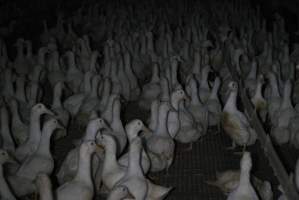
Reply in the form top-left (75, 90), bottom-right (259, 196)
top-left (49, 102), bottom-right (299, 199)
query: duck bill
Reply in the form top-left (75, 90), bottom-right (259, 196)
top-left (45, 109), bottom-right (55, 116)
top-left (96, 144), bottom-right (104, 151)
top-left (141, 126), bottom-right (151, 134)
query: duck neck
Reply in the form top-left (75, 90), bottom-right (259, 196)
top-left (247, 63), bottom-right (257, 80)
top-left (111, 101), bottom-right (123, 130)
top-left (36, 127), bottom-right (53, 156)
top-left (11, 102), bottom-right (23, 126)
top-left (190, 81), bottom-right (201, 105)
top-left (282, 83), bottom-right (292, 109)
top-left (224, 89), bottom-right (237, 111)
top-left (90, 78), bottom-right (99, 98)
top-left (192, 51), bottom-right (201, 75)
top-left (200, 67), bottom-right (210, 89)
top-left (28, 112), bottom-right (42, 144)
top-left (171, 60), bottom-right (178, 87)
top-left (127, 144), bottom-right (143, 177)
top-left (38, 182), bottom-right (53, 200)
top-left (74, 150), bottom-right (93, 188)
top-left (150, 64), bottom-right (160, 83)
top-left (149, 101), bottom-right (159, 131)
top-left (209, 79), bottom-right (220, 100)
top-left (171, 95), bottom-right (181, 110)
top-left (155, 107), bottom-right (170, 138)
top-left (16, 78), bottom-right (26, 102)
top-left (269, 77), bottom-right (280, 99)
top-left (1, 108), bottom-right (15, 150)
top-left (0, 165), bottom-right (16, 200)
top-left (239, 167), bottom-right (251, 186)
top-left (52, 84), bottom-right (63, 108)
top-left (160, 79), bottom-right (170, 102)
top-left (103, 140), bottom-right (118, 172)
top-left (100, 79), bottom-right (111, 106)
top-left (253, 80), bottom-right (263, 100)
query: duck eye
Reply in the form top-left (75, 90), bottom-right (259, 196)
top-left (1, 152), bottom-right (6, 156)
top-left (90, 142), bottom-right (94, 146)
top-left (138, 122), bottom-right (141, 126)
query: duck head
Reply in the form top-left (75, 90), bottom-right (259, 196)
top-left (125, 119), bottom-right (150, 141)
top-left (32, 103), bottom-right (54, 116)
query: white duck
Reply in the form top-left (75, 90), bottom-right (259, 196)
top-left (51, 81), bottom-right (70, 139)
top-left (139, 63), bottom-right (161, 110)
top-left (147, 101), bottom-right (175, 172)
top-left (56, 118), bottom-right (107, 184)
top-left (271, 80), bottom-right (295, 144)
top-left (251, 74), bottom-right (267, 122)
top-left (187, 76), bottom-right (209, 134)
top-left (16, 118), bottom-right (63, 181)
top-left (98, 133), bottom-right (126, 190)
top-left (117, 136), bottom-right (172, 200)
top-left (0, 105), bottom-right (15, 153)
top-left (199, 65), bottom-right (211, 103)
top-left (118, 119), bottom-right (151, 174)
top-left (109, 98), bottom-right (127, 154)
top-left (56, 141), bottom-right (102, 200)
top-left (168, 89), bottom-right (188, 138)
top-left (206, 77), bottom-right (222, 128)
top-left (227, 152), bottom-right (259, 200)
top-left (15, 103), bottom-right (54, 162)
top-left (8, 98), bottom-right (28, 145)
top-left (222, 81), bottom-right (257, 149)
top-left (0, 149), bottom-right (17, 200)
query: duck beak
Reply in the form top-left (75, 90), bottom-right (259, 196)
top-left (96, 144), bottom-right (104, 151)
top-left (183, 95), bottom-right (191, 102)
top-left (45, 109), bottom-right (55, 116)
top-left (142, 126), bottom-right (151, 134)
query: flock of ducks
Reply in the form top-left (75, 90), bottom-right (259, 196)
top-left (0, 0), bottom-right (299, 199)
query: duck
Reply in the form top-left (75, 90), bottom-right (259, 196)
top-left (244, 60), bottom-right (258, 97)
top-left (118, 119), bottom-right (151, 175)
top-left (16, 118), bottom-right (63, 181)
top-left (56, 118), bottom-right (107, 184)
top-left (168, 89), bottom-right (188, 139)
top-left (56, 141), bottom-right (102, 200)
top-left (109, 98), bottom-right (127, 155)
top-left (227, 152), bottom-right (259, 200)
top-left (222, 81), bottom-right (257, 149)
top-left (0, 105), bottom-right (15, 153)
top-left (65, 51), bottom-right (83, 93)
top-left (8, 98), bottom-right (28, 145)
top-left (51, 81), bottom-right (70, 139)
top-left (98, 133), bottom-right (126, 190)
top-left (0, 149), bottom-right (17, 200)
top-left (206, 77), bottom-right (222, 128)
top-left (187, 75), bottom-right (209, 134)
top-left (251, 74), bottom-right (267, 122)
top-left (147, 101), bottom-right (175, 172)
top-left (271, 80), bottom-right (295, 145)
top-left (266, 71), bottom-right (281, 125)
top-left (15, 103), bottom-right (54, 162)
top-left (139, 63), bottom-right (161, 110)
top-left (35, 173), bottom-right (53, 200)
top-left (198, 65), bottom-right (211, 103)
top-left (117, 136), bottom-right (172, 200)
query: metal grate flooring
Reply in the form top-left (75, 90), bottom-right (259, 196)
top-left (51, 102), bottom-right (295, 199)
